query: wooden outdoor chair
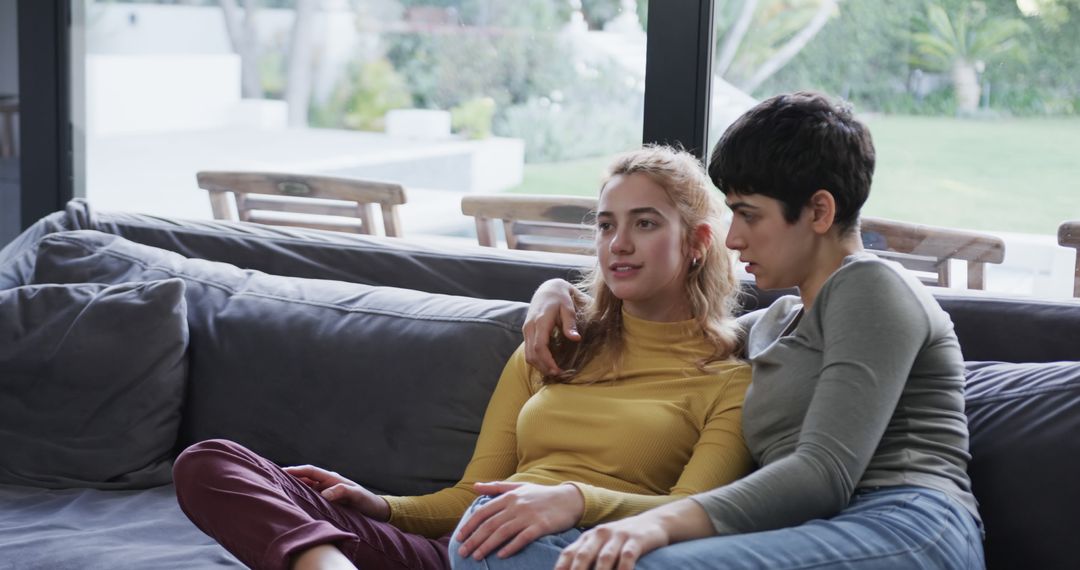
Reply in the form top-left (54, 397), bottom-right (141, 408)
top-left (461, 194), bottom-right (598, 255)
top-left (860, 216), bottom-right (1005, 290)
top-left (1058, 220), bottom-right (1080, 297)
top-left (460, 194), bottom-right (1004, 290)
top-left (197, 171), bottom-right (407, 236)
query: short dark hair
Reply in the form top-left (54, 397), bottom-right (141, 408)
top-left (708, 91), bottom-right (875, 234)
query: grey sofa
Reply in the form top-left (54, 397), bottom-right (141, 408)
top-left (0, 200), bottom-right (1077, 569)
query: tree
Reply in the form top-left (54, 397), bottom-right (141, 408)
top-left (1015, 0), bottom-right (1080, 26)
top-left (910, 1), bottom-right (1028, 113)
top-left (284, 0), bottom-right (317, 127)
top-left (715, 0), bottom-right (841, 95)
top-left (749, 0), bottom-right (918, 113)
top-left (220, 0), bottom-right (263, 99)
top-left (220, 0), bottom-right (321, 126)
top-left (740, 0), bottom-right (838, 93)
top-left (716, 0), bottom-right (758, 76)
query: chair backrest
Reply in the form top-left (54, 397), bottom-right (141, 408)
top-left (1058, 220), bottom-right (1080, 297)
top-left (860, 216), bottom-right (1005, 290)
top-left (461, 194), bottom-right (1005, 290)
top-left (197, 171), bottom-right (406, 237)
top-left (461, 194), bottom-right (598, 255)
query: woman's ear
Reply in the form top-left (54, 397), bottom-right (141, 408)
top-left (690, 223), bottom-right (713, 262)
top-left (808, 190), bottom-right (837, 235)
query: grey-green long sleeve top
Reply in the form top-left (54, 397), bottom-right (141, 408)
top-left (691, 253), bottom-right (980, 535)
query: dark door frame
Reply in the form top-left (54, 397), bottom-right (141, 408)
top-left (17, 0), bottom-right (73, 230)
top-left (643, 0), bottom-right (715, 160)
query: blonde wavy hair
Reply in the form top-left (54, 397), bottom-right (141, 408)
top-left (544, 145), bottom-right (742, 384)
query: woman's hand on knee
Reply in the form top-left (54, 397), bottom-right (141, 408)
top-left (283, 464), bottom-right (390, 521)
top-left (523, 279), bottom-right (582, 376)
top-left (556, 499), bottom-right (713, 570)
top-left (556, 515), bottom-right (667, 570)
top-left (455, 482), bottom-right (584, 561)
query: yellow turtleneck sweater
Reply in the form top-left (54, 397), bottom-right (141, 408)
top-left (382, 311), bottom-right (752, 538)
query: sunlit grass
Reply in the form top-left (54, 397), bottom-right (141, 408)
top-left (505, 155), bottom-right (611, 197)
top-left (864, 116), bottom-right (1080, 234)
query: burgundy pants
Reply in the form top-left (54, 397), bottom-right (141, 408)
top-left (173, 439), bottom-right (452, 570)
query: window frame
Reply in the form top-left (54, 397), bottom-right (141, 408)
top-left (642, 0), bottom-right (715, 160)
top-left (16, 0), bottom-right (75, 231)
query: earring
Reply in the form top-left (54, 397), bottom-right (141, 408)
top-left (691, 257), bottom-right (700, 268)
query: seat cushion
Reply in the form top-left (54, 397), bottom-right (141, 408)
top-left (965, 360), bottom-right (1080, 569)
top-left (0, 483), bottom-right (242, 568)
top-left (0, 279), bottom-right (189, 489)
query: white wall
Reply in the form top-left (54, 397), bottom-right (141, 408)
top-left (84, 2), bottom-right (362, 102)
top-left (87, 54), bottom-right (242, 136)
top-left (87, 3), bottom-right (266, 54)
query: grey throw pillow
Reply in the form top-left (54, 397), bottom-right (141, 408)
top-left (0, 279), bottom-right (189, 489)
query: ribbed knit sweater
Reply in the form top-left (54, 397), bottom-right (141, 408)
top-left (382, 310), bottom-right (752, 538)
top-left (692, 254), bottom-right (980, 535)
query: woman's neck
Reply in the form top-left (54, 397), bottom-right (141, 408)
top-left (621, 298), bottom-right (693, 323)
top-left (798, 231), bottom-right (864, 309)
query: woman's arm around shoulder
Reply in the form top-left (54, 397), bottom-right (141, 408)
top-left (522, 278), bottom-right (590, 376)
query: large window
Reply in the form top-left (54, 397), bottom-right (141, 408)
top-left (63, 0), bottom-right (1079, 300)
top-left (708, 0), bottom-right (1079, 299)
top-left (70, 0), bottom-right (648, 238)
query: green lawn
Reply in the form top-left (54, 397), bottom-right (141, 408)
top-left (865, 116), bottom-right (1080, 234)
top-left (505, 156), bottom-right (613, 197)
top-left (507, 117), bottom-right (1080, 235)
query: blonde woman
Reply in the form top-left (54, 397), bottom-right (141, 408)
top-left (173, 145), bottom-right (753, 570)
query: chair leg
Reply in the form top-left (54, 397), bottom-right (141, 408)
top-left (474, 218), bottom-right (498, 247)
top-left (936, 262), bottom-right (951, 288)
top-left (503, 221), bottom-right (517, 249)
top-left (357, 204), bottom-right (376, 236)
top-left (208, 191), bottom-right (235, 221)
top-left (967, 262), bottom-right (986, 290)
top-left (0, 107), bottom-right (15, 158)
top-left (1073, 253), bottom-right (1080, 298)
top-left (381, 204), bottom-right (403, 237)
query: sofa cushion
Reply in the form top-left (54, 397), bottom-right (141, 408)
top-left (30, 230), bottom-right (528, 496)
top-left (965, 360), bottom-right (1080, 569)
top-left (11, 200), bottom-right (1080, 362)
top-left (0, 241), bottom-right (37, 291)
top-left (0, 279), bottom-right (189, 489)
top-left (0, 484), bottom-right (242, 569)
top-left (74, 200), bottom-right (591, 302)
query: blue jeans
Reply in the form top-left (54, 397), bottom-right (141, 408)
top-left (450, 486), bottom-right (984, 569)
